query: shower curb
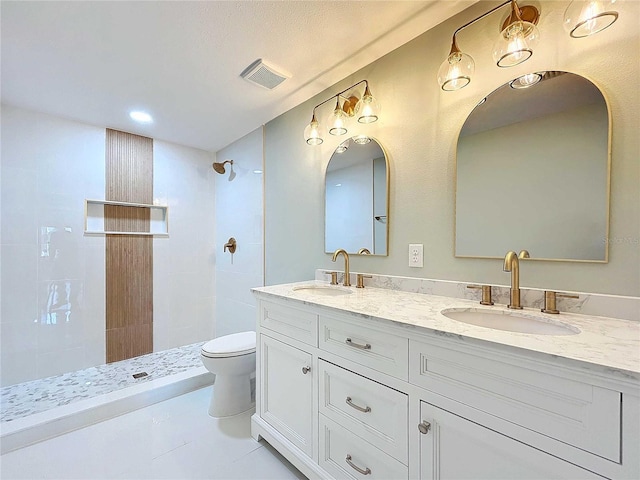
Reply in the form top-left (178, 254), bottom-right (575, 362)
top-left (0, 367), bottom-right (214, 455)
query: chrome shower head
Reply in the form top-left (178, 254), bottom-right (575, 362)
top-left (213, 159), bottom-right (233, 174)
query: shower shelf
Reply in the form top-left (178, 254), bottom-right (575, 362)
top-left (84, 199), bottom-right (169, 236)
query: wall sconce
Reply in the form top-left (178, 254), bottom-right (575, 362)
top-left (438, 0), bottom-right (620, 92)
top-left (563, 0), bottom-right (619, 38)
top-left (438, 0), bottom-right (540, 91)
top-left (303, 80), bottom-right (380, 145)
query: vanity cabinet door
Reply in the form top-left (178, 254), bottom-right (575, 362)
top-left (260, 335), bottom-right (314, 458)
top-left (419, 401), bottom-right (604, 480)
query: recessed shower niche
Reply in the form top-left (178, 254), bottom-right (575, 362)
top-left (84, 199), bottom-right (169, 236)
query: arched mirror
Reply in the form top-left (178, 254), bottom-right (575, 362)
top-left (325, 136), bottom-right (389, 255)
top-left (455, 71), bottom-right (610, 262)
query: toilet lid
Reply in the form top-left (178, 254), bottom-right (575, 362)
top-left (201, 331), bottom-right (256, 358)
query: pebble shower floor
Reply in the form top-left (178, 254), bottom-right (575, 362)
top-left (0, 342), bottom-right (205, 423)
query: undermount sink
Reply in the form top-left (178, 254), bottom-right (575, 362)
top-left (292, 285), bottom-right (353, 297)
top-left (441, 308), bottom-right (580, 336)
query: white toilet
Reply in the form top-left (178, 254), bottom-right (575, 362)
top-left (200, 331), bottom-right (257, 418)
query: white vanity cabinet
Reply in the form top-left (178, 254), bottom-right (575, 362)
top-left (251, 294), bottom-right (640, 480)
top-left (418, 401), bottom-right (603, 480)
top-left (256, 301), bottom-right (319, 461)
top-left (260, 335), bottom-right (314, 457)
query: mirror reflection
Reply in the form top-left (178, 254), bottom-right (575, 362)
top-left (455, 71), bottom-right (610, 262)
top-left (325, 137), bottom-right (388, 255)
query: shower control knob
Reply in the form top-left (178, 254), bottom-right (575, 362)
top-left (302, 366), bottom-right (311, 374)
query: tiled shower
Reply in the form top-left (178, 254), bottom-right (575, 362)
top-left (0, 105), bottom-right (216, 388)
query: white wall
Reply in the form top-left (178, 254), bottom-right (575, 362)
top-left (153, 141), bottom-right (216, 350)
top-left (214, 127), bottom-right (264, 337)
top-left (264, 0), bottom-right (640, 296)
top-left (0, 105), bottom-right (217, 386)
top-left (1, 105), bottom-right (106, 386)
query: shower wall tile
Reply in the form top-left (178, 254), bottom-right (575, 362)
top-left (1, 244), bottom-right (39, 323)
top-left (196, 296), bottom-right (216, 340)
top-left (216, 270), bottom-right (263, 307)
top-left (37, 346), bottom-right (86, 379)
top-left (1, 106), bottom-right (105, 387)
top-left (153, 141), bottom-right (215, 351)
top-left (0, 350), bottom-right (37, 387)
top-left (0, 322), bottom-right (38, 355)
top-left (217, 241), bottom-right (262, 276)
top-left (214, 127), bottom-right (264, 339)
top-left (1, 167), bottom-right (38, 245)
top-left (215, 298), bottom-right (257, 338)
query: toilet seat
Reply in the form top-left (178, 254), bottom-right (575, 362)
top-left (201, 331), bottom-right (256, 358)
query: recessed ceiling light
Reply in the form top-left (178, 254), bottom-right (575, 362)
top-left (129, 111), bottom-right (153, 123)
top-left (253, 169), bottom-right (263, 174)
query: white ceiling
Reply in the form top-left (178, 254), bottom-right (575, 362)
top-left (1, 1), bottom-right (476, 152)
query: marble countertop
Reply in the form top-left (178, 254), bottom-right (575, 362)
top-left (253, 281), bottom-right (640, 382)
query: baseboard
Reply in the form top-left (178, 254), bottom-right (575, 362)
top-left (0, 367), bottom-right (214, 454)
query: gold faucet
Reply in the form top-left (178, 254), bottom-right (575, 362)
top-left (503, 250), bottom-right (530, 309)
top-left (332, 249), bottom-right (351, 287)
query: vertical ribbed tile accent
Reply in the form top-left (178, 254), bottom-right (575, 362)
top-left (105, 129), bottom-right (153, 203)
top-left (105, 129), bottom-right (153, 363)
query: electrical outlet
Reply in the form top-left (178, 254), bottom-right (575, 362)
top-left (409, 244), bottom-right (423, 268)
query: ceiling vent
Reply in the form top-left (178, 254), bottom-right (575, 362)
top-left (240, 59), bottom-right (289, 90)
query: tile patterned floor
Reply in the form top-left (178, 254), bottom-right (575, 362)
top-left (1, 342), bottom-right (205, 423)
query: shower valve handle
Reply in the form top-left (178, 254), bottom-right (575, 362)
top-left (224, 237), bottom-right (237, 254)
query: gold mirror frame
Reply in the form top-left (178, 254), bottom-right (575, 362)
top-left (454, 71), bottom-right (611, 263)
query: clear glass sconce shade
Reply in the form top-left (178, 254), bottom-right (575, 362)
top-left (352, 134), bottom-right (371, 145)
top-left (510, 72), bottom-right (543, 89)
top-left (437, 51), bottom-right (475, 91)
top-left (355, 92), bottom-right (381, 123)
top-left (563, 1), bottom-right (619, 38)
top-left (335, 140), bottom-right (349, 153)
top-left (304, 118), bottom-right (323, 145)
top-left (328, 103), bottom-right (348, 136)
top-left (492, 20), bottom-right (540, 67)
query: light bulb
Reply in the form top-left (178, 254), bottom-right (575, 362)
top-left (510, 72), bottom-right (543, 89)
top-left (328, 99), bottom-right (348, 136)
top-left (493, 20), bottom-right (539, 67)
top-left (304, 114), bottom-right (323, 145)
top-left (437, 51), bottom-right (475, 91)
top-left (564, 1), bottom-right (619, 38)
top-left (354, 85), bottom-right (381, 123)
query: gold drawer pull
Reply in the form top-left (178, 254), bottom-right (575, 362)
top-left (346, 396), bottom-right (371, 413)
top-left (345, 338), bottom-right (371, 350)
top-left (345, 454), bottom-right (371, 476)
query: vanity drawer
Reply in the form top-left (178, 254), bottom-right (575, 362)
top-left (409, 339), bottom-right (621, 463)
top-left (319, 360), bottom-right (408, 463)
top-left (319, 315), bottom-right (408, 380)
top-left (260, 301), bottom-right (318, 346)
top-left (319, 414), bottom-right (408, 480)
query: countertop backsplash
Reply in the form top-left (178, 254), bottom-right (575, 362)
top-left (315, 269), bottom-right (640, 322)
